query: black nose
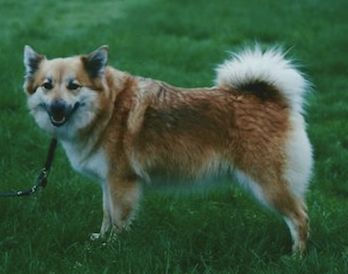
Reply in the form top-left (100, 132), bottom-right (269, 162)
top-left (49, 100), bottom-right (67, 118)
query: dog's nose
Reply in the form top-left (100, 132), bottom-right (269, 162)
top-left (50, 100), bottom-right (66, 117)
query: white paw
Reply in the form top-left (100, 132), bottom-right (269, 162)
top-left (90, 233), bottom-right (101, 241)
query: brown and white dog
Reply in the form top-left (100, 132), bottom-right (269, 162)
top-left (23, 45), bottom-right (312, 254)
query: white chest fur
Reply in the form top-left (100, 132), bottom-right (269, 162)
top-left (60, 141), bottom-right (108, 181)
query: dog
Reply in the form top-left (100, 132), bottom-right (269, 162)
top-left (23, 45), bottom-right (312, 254)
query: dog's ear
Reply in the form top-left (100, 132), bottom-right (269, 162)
top-left (82, 45), bottom-right (108, 78)
top-left (24, 45), bottom-right (46, 78)
top-left (23, 46), bottom-right (46, 94)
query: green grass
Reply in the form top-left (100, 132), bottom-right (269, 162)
top-left (1, 0), bottom-right (348, 273)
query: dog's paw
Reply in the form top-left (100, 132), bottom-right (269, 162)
top-left (90, 233), bottom-right (102, 241)
top-left (90, 231), bottom-right (118, 245)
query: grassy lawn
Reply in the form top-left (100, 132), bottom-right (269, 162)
top-left (1, 0), bottom-right (348, 273)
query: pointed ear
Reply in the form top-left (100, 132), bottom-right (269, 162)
top-left (23, 45), bottom-right (45, 78)
top-left (82, 45), bottom-right (108, 78)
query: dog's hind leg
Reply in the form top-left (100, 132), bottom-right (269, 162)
top-left (235, 169), bottom-right (309, 255)
top-left (265, 182), bottom-right (309, 255)
top-left (280, 117), bottom-right (312, 254)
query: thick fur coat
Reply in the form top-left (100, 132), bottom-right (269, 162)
top-left (23, 45), bottom-right (312, 254)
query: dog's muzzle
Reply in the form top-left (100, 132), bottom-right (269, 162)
top-left (46, 100), bottom-right (80, 127)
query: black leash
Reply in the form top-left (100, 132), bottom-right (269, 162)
top-left (0, 138), bottom-right (58, 197)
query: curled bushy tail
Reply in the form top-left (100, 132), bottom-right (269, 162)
top-left (215, 46), bottom-right (310, 114)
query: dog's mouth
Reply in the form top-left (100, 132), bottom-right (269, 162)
top-left (46, 101), bottom-right (80, 127)
top-left (50, 113), bottom-right (67, 127)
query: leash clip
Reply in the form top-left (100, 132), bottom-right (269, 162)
top-left (36, 167), bottom-right (49, 188)
top-left (0, 138), bottom-right (57, 198)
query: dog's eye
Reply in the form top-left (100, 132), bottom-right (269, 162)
top-left (42, 82), bottom-right (53, 90)
top-left (67, 82), bottom-right (81, 90)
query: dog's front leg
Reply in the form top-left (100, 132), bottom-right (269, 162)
top-left (90, 181), bottom-right (113, 241)
top-left (107, 174), bottom-right (141, 236)
top-left (91, 174), bottom-right (141, 241)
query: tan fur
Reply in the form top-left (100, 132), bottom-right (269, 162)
top-left (23, 46), bottom-right (312, 255)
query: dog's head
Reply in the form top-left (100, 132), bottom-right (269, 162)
top-left (23, 46), bottom-right (109, 139)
